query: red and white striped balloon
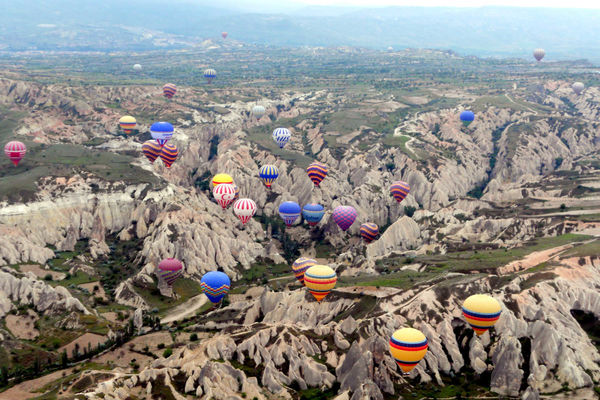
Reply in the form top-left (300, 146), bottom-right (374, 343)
top-left (212, 183), bottom-right (236, 209)
top-left (4, 141), bottom-right (26, 166)
top-left (233, 198), bottom-right (257, 225)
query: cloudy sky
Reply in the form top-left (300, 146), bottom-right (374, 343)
top-left (293, 0), bottom-right (599, 7)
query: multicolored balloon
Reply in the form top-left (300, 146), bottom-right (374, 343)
top-left (163, 83), bottom-right (177, 99)
top-left (389, 328), bottom-right (428, 373)
top-left (119, 116), bottom-right (137, 134)
top-left (233, 184), bottom-right (240, 203)
top-left (302, 204), bottom-right (325, 226)
top-left (279, 201), bottom-right (301, 227)
top-left (360, 223), bottom-right (379, 243)
top-left (142, 140), bottom-right (162, 163)
top-left (233, 198), bottom-right (257, 225)
top-left (462, 294), bottom-right (502, 336)
top-left (533, 48), bottom-right (545, 62)
top-left (332, 206), bottom-right (357, 231)
top-left (204, 69), bottom-right (217, 83)
top-left (390, 181), bottom-right (410, 203)
top-left (252, 105), bottom-right (266, 119)
top-left (221, 32), bottom-right (228, 39)
top-left (272, 128), bottom-right (291, 149)
top-left (150, 122), bottom-right (174, 146)
top-left (259, 165), bottom-right (279, 188)
top-left (157, 258), bottom-right (183, 287)
top-left (212, 173), bottom-right (233, 188)
top-left (292, 257), bottom-right (316, 285)
top-left (460, 111), bottom-right (475, 127)
top-left (572, 82), bottom-right (585, 95)
top-left (213, 183), bottom-right (236, 209)
top-left (306, 161), bottom-right (328, 186)
top-left (159, 143), bottom-right (178, 168)
top-left (200, 271), bottom-right (231, 304)
top-left (4, 141), bottom-right (26, 166)
top-left (304, 265), bottom-right (337, 302)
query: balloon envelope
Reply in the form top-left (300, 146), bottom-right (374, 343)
top-left (306, 162), bottom-right (328, 186)
top-left (213, 183), bottom-right (236, 209)
top-left (279, 201), bottom-right (301, 226)
top-left (462, 294), bottom-right (502, 336)
top-left (119, 116), bottom-right (137, 133)
top-left (360, 223), bottom-right (379, 243)
top-left (292, 257), bottom-right (316, 285)
top-left (163, 83), bottom-right (177, 99)
top-left (304, 265), bottom-right (337, 302)
top-left (212, 173), bottom-right (233, 188)
top-left (252, 105), bottom-right (266, 118)
top-left (389, 328), bottom-right (428, 373)
top-left (4, 141), bottom-right (26, 166)
top-left (204, 69), bottom-right (217, 83)
top-left (332, 206), bottom-right (357, 231)
top-left (233, 198), bottom-right (257, 225)
top-left (533, 48), bottom-right (545, 61)
top-left (157, 258), bottom-right (183, 286)
top-left (201, 271), bottom-right (231, 304)
top-left (272, 128), bottom-right (291, 149)
top-left (142, 140), bottom-right (162, 163)
top-left (150, 122), bottom-right (174, 146)
top-left (221, 32), bottom-right (228, 39)
top-left (133, 64), bottom-right (142, 71)
top-left (390, 181), bottom-right (410, 204)
top-left (572, 82), bottom-right (585, 95)
top-left (302, 203), bottom-right (325, 226)
top-left (159, 143), bottom-right (178, 168)
top-left (259, 165), bottom-right (279, 188)
top-left (460, 110), bottom-right (475, 127)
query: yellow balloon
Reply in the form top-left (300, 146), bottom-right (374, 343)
top-left (212, 173), bottom-right (234, 188)
top-left (462, 294), bottom-right (502, 336)
top-left (389, 328), bottom-right (428, 373)
top-left (304, 265), bottom-right (336, 302)
top-left (119, 116), bottom-right (137, 133)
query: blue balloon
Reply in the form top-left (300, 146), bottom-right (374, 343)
top-left (200, 271), bottom-right (231, 304)
top-left (150, 121), bottom-right (174, 133)
top-left (460, 111), bottom-right (475, 126)
top-left (278, 201), bottom-right (301, 227)
top-left (302, 203), bottom-right (324, 226)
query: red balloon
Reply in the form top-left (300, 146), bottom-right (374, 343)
top-left (221, 32), bottom-right (228, 39)
top-left (4, 141), bottom-right (26, 166)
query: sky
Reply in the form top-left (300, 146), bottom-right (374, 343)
top-left (292, 0), bottom-right (600, 7)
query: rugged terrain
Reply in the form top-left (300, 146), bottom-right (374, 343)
top-left (1, 47), bottom-right (600, 399)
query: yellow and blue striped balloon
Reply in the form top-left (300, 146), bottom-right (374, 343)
top-left (306, 161), bottom-right (328, 186)
top-left (462, 294), bottom-right (502, 336)
top-left (389, 328), bottom-right (428, 373)
top-left (119, 115), bottom-right (137, 134)
top-left (259, 165), bottom-right (279, 188)
top-left (304, 265), bottom-right (337, 302)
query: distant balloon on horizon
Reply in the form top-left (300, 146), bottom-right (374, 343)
top-left (533, 48), bottom-right (545, 62)
top-left (133, 64), bottom-right (142, 71)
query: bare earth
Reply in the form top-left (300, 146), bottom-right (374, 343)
top-left (0, 367), bottom-right (74, 400)
top-left (78, 281), bottom-right (108, 301)
top-left (497, 245), bottom-right (573, 275)
top-left (161, 294), bottom-right (208, 324)
top-left (5, 310), bottom-right (39, 340)
top-left (20, 264), bottom-right (66, 281)
top-left (126, 331), bottom-right (174, 352)
top-left (94, 348), bottom-right (153, 368)
top-left (58, 333), bottom-right (107, 359)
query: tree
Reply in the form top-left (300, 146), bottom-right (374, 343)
top-left (61, 350), bottom-right (68, 368)
top-left (73, 343), bottom-right (80, 359)
top-left (190, 333), bottom-right (198, 342)
top-left (162, 348), bottom-right (173, 358)
top-left (404, 205), bottom-right (417, 218)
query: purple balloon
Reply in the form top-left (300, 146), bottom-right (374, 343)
top-left (332, 206), bottom-right (357, 231)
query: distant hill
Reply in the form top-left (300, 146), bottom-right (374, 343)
top-left (3, 1), bottom-right (600, 61)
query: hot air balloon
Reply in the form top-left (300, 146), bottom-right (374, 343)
top-left (259, 165), bottom-right (279, 188)
top-left (163, 83), bottom-right (177, 99)
top-left (4, 141), bottom-right (26, 166)
top-left (212, 173), bottom-right (234, 188)
top-left (304, 265), bottom-right (337, 302)
top-left (306, 161), bottom-right (328, 186)
top-left (200, 271), bottom-right (231, 304)
top-left (150, 122), bottom-right (174, 146)
top-left (533, 48), bottom-right (545, 62)
top-left (462, 294), bottom-right (502, 336)
top-left (292, 257), bottom-right (316, 285)
top-left (142, 140), bottom-right (162, 163)
top-left (252, 105), bottom-right (266, 119)
top-left (389, 328), bottom-right (428, 373)
top-left (332, 206), bottom-right (357, 231)
top-left (157, 258), bottom-right (183, 287)
top-left (119, 116), bottom-right (137, 134)
top-left (204, 69), bottom-right (217, 84)
top-left (213, 183), bottom-right (236, 209)
top-left (572, 82), bottom-right (585, 95)
top-left (133, 64), bottom-right (142, 72)
top-left (221, 32), bottom-right (228, 39)
top-left (302, 204), bottom-right (325, 226)
top-left (233, 184), bottom-right (240, 202)
top-left (159, 143), bottom-right (178, 168)
top-left (279, 201), bottom-right (301, 227)
top-left (360, 223), bottom-right (379, 243)
top-left (233, 198), bottom-right (257, 225)
top-left (460, 110), bottom-right (475, 127)
top-left (272, 128), bottom-right (291, 149)
top-left (390, 181), bottom-right (410, 204)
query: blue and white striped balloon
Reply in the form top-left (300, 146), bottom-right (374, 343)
top-left (272, 128), bottom-right (291, 149)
